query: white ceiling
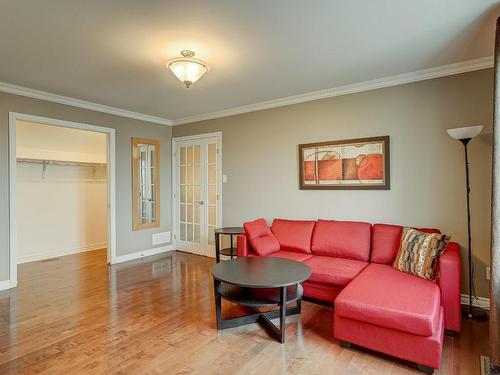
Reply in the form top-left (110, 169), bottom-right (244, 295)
top-left (0, 1), bottom-right (498, 124)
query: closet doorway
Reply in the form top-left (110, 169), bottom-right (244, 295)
top-left (8, 113), bottom-right (117, 288)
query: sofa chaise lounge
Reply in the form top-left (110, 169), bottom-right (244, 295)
top-left (236, 218), bottom-right (461, 373)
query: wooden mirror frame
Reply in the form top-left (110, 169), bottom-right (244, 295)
top-left (132, 137), bottom-right (160, 230)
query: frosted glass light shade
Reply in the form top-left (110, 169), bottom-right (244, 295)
top-left (167, 51), bottom-right (209, 88)
top-left (447, 125), bottom-right (483, 140)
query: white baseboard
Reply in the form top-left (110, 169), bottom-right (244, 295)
top-left (112, 245), bottom-right (174, 264)
top-left (0, 280), bottom-right (16, 291)
top-left (460, 294), bottom-right (490, 310)
top-left (2, 245), bottom-right (173, 291)
top-left (0, 279), bottom-right (11, 291)
top-left (17, 242), bottom-right (107, 264)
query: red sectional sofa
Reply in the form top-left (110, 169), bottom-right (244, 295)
top-left (237, 218), bottom-right (461, 373)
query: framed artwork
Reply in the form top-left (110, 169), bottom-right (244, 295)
top-left (298, 136), bottom-right (390, 190)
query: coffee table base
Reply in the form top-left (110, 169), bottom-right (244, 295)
top-left (214, 280), bottom-right (302, 343)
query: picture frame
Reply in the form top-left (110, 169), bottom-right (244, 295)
top-left (298, 136), bottom-right (390, 190)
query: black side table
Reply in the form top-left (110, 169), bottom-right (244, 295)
top-left (214, 227), bottom-right (244, 263)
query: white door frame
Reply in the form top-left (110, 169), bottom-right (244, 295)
top-left (8, 112), bottom-right (117, 288)
top-left (171, 132), bottom-right (222, 256)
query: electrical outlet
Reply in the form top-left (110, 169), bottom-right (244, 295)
top-left (152, 232), bottom-right (170, 245)
top-left (486, 266), bottom-right (491, 281)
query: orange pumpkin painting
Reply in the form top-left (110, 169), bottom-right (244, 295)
top-left (299, 136), bottom-right (389, 189)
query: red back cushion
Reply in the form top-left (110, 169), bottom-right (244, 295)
top-left (371, 224), bottom-right (403, 264)
top-left (271, 219), bottom-right (315, 254)
top-left (243, 218), bottom-right (280, 256)
top-left (415, 227), bottom-right (441, 234)
top-left (311, 220), bottom-right (371, 261)
top-left (371, 224), bottom-right (441, 264)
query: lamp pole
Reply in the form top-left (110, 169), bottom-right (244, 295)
top-left (447, 125), bottom-right (485, 320)
top-left (460, 138), bottom-right (473, 317)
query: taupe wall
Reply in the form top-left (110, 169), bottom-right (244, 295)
top-left (173, 69), bottom-right (494, 298)
top-left (0, 91), bottom-right (172, 282)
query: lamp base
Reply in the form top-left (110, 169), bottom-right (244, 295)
top-left (461, 305), bottom-right (489, 321)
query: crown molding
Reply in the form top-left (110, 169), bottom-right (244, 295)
top-left (1, 56), bottom-right (493, 127)
top-left (172, 56), bottom-right (494, 125)
top-left (0, 82), bottom-right (173, 126)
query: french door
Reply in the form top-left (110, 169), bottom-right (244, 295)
top-left (173, 133), bottom-right (222, 257)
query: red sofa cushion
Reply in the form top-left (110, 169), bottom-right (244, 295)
top-left (271, 219), bottom-right (315, 254)
top-left (311, 220), bottom-right (371, 261)
top-left (304, 255), bottom-right (368, 287)
top-left (371, 224), bottom-right (441, 264)
top-left (417, 227), bottom-right (441, 234)
top-left (334, 309), bottom-right (444, 369)
top-left (335, 263), bottom-right (441, 336)
top-left (303, 281), bottom-right (343, 304)
top-left (269, 250), bottom-right (312, 262)
top-left (371, 224), bottom-right (403, 264)
top-left (243, 218), bottom-right (279, 256)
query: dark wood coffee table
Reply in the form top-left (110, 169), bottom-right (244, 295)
top-left (211, 257), bottom-right (311, 343)
top-left (214, 227), bottom-right (244, 263)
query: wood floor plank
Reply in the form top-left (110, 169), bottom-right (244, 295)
top-left (0, 249), bottom-right (489, 374)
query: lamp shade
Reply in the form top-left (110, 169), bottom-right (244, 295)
top-left (447, 125), bottom-right (483, 140)
top-left (167, 50), bottom-right (209, 88)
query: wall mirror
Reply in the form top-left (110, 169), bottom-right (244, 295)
top-left (132, 137), bottom-right (160, 230)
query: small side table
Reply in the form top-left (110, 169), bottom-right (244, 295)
top-left (214, 227), bottom-right (244, 263)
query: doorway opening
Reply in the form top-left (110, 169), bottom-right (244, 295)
top-left (8, 113), bottom-right (117, 288)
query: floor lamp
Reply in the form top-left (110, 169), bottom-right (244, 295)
top-left (447, 125), bottom-right (487, 320)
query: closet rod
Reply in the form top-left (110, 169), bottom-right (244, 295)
top-left (16, 158), bottom-right (106, 168)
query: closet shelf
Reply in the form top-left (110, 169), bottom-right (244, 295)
top-left (17, 158), bottom-right (106, 168)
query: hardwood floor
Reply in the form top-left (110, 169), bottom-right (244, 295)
top-left (0, 249), bottom-right (490, 374)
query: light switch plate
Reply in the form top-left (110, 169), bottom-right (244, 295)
top-left (152, 232), bottom-right (170, 245)
top-left (223, 174), bottom-right (228, 183)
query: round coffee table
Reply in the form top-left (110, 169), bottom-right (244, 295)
top-left (211, 257), bottom-right (311, 343)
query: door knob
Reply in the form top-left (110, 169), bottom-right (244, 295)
top-left (196, 200), bottom-right (204, 205)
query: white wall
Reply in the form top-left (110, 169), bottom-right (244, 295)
top-left (16, 120), bottom-right (107, 163)
top-left (16, 122), bottom-right (108, 263)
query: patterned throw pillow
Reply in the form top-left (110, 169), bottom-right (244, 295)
top-left (393, 227), bottom-right (450, 282)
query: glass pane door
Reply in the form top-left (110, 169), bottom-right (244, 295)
top-left (178, 144), bottom-right (203, 253)
top-left (207, 143), bottom-right (217, 247)
top-left (175, 136), bottom-right (220, 257)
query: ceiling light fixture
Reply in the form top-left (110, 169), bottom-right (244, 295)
top-left (167, 50), bottom-right (209, 88)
